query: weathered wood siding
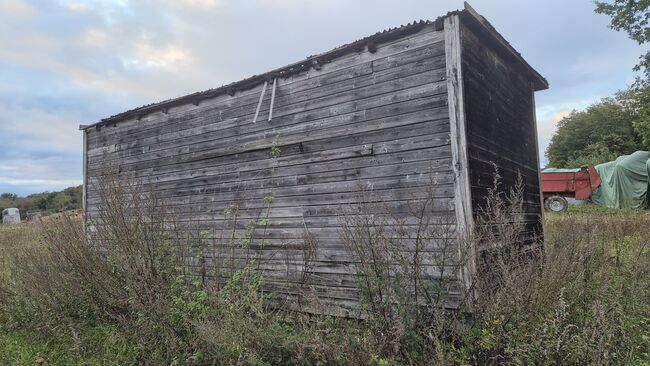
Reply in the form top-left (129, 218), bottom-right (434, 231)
top-left (459, 22), bottom-right (543, 243)
top-left (85, 25), bottom-right (459, 316)
top-left (83, 8), bottom-right (548, 316)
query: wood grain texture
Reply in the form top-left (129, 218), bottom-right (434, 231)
top-left (444, 15), bottom-right (475, 307)
top-left (459, 21), bottom-right (543, 244)
top-left (84, 28), bottom-right (445, 143)
top-left (82, 129), bottom-right (88, 211)
top-left (84, 14), bottom-right (547, 316)
top-left (85, 26), bottom-right (458, 315)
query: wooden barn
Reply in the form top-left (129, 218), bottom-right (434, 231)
top-left (81, 3), bottom-right (548, 316)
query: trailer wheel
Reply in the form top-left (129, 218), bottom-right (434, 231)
top-left (545, 196), bottom-right (568, 212)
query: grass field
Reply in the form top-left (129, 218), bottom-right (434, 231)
top-left (0, 205), bottom-right (648, 365)
top-left (0, 224), bottom-right (38, 291)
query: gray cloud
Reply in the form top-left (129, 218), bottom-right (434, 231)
top-left (0, 0), bottom-right (645, 195)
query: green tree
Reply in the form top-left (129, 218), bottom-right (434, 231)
top-left (0, 193), bottom-right (17, 200)
top-left (595, 0), bottom-right (650, 78)
top-left (0, 185), bottom-right (82, 219)
top-left (50, 192), bottom-right (72, 212)
top-left (624, 83), bottom-right (650, 148)
top-left (546, 91), bottom-right (644, 167)
top-left (62, 186), bottom-right (83, 207)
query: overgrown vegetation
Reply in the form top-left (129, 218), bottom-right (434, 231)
top-left (338, 180), bottom-right (470, 364)
top-left (0, 185), bottom-right (82, 220)
top-left (0, 174), bottom-right (648, 365)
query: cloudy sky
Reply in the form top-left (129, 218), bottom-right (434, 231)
top-left (0, 0), bottom-right (646, 196)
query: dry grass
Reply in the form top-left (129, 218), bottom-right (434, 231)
top-left (473, 207), bottom-right (650, 365)
top-left (0, 178), bottom-right (648, 365)
top-left (0, 223), bottom-right (40, 290)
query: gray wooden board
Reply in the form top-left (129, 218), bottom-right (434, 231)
top-left (86, 72), bottom-right (446, 164)
top-left (88, 171), bottom-right (455, 201)
top-left (88, 118), bottom-right (452, 186)
top-left (86, 233), bottom-right (458, 255)
top-left (86, 137), bottom-right (454, 199)
top-left (185, 255), bottom-right (464, 274)
top-left (85, 27), bottom-right (444, 143)
top-left (183, 258), bottom-right (462, 278)
top-left (89, 143), bottom-right (449, 204)
top-left (181, 242), bottom-right (461, 262)
top-left (87, 101), bottom-right (451, 177)
top-left (87, 78), bottom-right (448, 171)
top-left (87, 49), bottom-right (447, 158)
top-left (86, 42), bottom-right (446, 151)
top-left (84, 25), bottom-right (466, 315)
top-left (89, 152), bottom-right (452, 206)
top-left (94, 83), bottom-right (448, 168)
top-left (155, 155), bottom-right (453, 197)
top-left (88, 184), bottom-right (457, 214)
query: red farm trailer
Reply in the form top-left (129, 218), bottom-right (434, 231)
top-left (541, 166), bottom-right (602, 212)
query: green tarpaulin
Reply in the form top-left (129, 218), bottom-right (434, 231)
top-left (590, 151), bottom-right (650, 209)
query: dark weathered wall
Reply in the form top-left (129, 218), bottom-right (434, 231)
top-left (85, 25), bottom-right (459, 316)
top-left (460, 22), bottom-right (543, 243)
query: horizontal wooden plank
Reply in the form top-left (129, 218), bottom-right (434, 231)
top-left (88, 182), bottom-right (457, 215)
top-left (106, 118), bottom-right (452, 186)
top-left (89, 231), bottom-right (461, 252)
top-left (88, 76), bottom-right (448, 171)
top-left (88, 49), bottom-right (447, 158)
top-left (83, 23), bottom-right (469, 315)
top-left (85, 27), bottom-right (444, 144)
top-left (87, 132), bottom-right (454, 199)
top-left (186, 257), bottom-right (463, 277)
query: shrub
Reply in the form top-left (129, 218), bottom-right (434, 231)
top-left (339, 171), bottom-right (650, 365)
top-left (467, 197), bottom-right (650, 365)
top-left (338, 177), bottom-right (475, 364)
top-left (0, 170), bottom-right (371, 364)
top-left (0, 169), bottom-right (648, 365)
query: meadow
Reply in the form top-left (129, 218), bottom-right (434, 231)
top-left (0, 201), bottom-right (648, 365)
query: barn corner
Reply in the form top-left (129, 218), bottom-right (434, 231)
top-left (80, 3), bottom-right (548, 317)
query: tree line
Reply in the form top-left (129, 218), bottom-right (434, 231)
top-left (546, 84), bottom-right (650, 167)
top-left (0, 186), bottom-right (82, 219)
top-left (546, 0), bottom-right (649, 168)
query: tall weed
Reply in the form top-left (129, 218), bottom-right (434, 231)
top-left (0, 169), bottom-right (648, 365)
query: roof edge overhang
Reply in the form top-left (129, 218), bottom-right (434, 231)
top-left (458, 2), bottom-right (549, 92)
top-left (80, 2), bottom-right (547, 131)
top-left (79, 18), bottom-right (442, 131)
